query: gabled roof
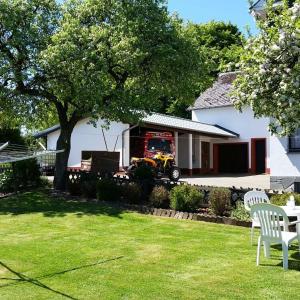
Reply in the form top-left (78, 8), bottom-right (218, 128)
top-left (34, 112), bottom-right (239, 139)
top-left (190, 72), bottom-right (238, 110)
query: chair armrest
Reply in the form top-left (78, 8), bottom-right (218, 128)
top-left (289, 220), bottom-right (300, 226)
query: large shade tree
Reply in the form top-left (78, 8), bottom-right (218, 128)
top-left (233, 0), bottom-right (300, 136)
top-left (0, 0), bottom-right (201, 189)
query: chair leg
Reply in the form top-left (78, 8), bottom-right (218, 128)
top-left (256, 236), bottom-right (261, 266)
top-left (282, 243), bottom-right (289, 270)
top-left (263, 241), bottom-right (270, 258)
top-left (251, 224), bottom-right (255, 245)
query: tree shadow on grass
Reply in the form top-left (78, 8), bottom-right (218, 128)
top-left (0, 190), bottom-right (124, 218)
top-left (0, 256), bottom-right (124, 299)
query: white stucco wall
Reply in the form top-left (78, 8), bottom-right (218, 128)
top-left (270, 135), bottom-right (300, 176)
top-left (192, 106), bottom-right (271, 169)
top-left (46, 118), bottom-right (129, 168)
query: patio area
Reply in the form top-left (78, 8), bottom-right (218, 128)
top-left (181, 174), bottom-right (270, 190)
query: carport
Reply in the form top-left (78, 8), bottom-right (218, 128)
top-left (124, 113), bottom-right (239, 175)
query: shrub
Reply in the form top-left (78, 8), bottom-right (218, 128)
top-left (40, 176), bottom-right (52, 188)
top-left (230, 201), bottom-right (251, 221)
top-left (133, 164), bottom-right (155, 181)
top-left (170, 185), bottom-right (204, 212)
top-left (209, 187), bottom-right (231, 216)
top-left (67, 181), bottom-right (82, 196)
top-left (96, 178), bottom-right (121, 201)
top-left (122, 182), bottom-right (142, 204)
top-left (270, 193), bottom-right (300, 206)
top-left (0, 169), bottom-right (14, 193)
top-left (149, 186), bottom-right (169, 208)
top-left (81, 180), bottom-right (97, 198)
top-left (13, 159), bottom-right (41, 187)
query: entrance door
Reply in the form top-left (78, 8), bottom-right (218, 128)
top-left (201, 142), bottom-right (210, 173)
top-left (253, 139), bottom-right (266, 174)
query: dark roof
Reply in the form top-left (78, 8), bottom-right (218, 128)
top-left (190, 72), bottom-right (238, 110)
top-left (33, 124), bottom-right (61, 138)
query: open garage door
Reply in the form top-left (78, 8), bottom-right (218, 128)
top-left (218, 143), bottom-right (248, 173)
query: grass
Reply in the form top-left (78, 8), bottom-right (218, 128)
top-left (0, 190), bottom-right (300, 299)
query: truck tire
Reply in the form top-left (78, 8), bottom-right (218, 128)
top-left (169, 167), bottom-right (180, 181)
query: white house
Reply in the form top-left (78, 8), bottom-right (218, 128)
top-left (190, 72), bottom-right (300, 190)
top-left (35, 72), bottom-right (300, 190)
top-left (34, 110), bottom-right (238, 176)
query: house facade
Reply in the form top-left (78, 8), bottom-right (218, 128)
top-left (190, 72), bottom-right (300, 190)
top-left (35, 112), bottom-right (237, 176)
top-left (35, 71), bottom-right (300, 190)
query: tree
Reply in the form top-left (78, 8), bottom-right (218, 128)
top-left (0, 0), bottom-right (201, 189)
top-left (233, 0), bottom-right (300, 136)
top-left (162, 21), bottom-right (244, 118)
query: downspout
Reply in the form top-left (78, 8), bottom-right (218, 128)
top-left (121, 124), bottom-right (138, 169)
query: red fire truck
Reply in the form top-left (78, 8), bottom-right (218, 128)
top-left (143, 131), bottom-right (175, 158)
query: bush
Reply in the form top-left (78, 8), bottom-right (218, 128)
top-left (81, 180), bottom-right (97, 198)
top-left (67, 181), bottom-right (82, 196)
top-left (133, 165), bottom-right (155, 181)
top-left (270, 193), bottom-right (300, 206)
top-left (13, 159), bottom-right (41, 187)
top-left (149, 186), bottom-right (169, 208)
top-left (122, 182), bottom-right (142, 204)
top-left (0, 169), bottom-right (14, 193)
top-left (170, 185), bottom-right (204, 212)
top-left (96, 178), bottom-right (121, 201)
top-left (209, 187), bottom-right (231, 216)
top-left (230, 201), bottom-right (251, 221)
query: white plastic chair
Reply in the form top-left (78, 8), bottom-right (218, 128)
top-left (244, 190), bottom-right (270, 244)
top-left (251, 203), bottom-right (300, 270)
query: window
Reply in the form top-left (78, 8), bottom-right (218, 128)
top-left (289, 129), bottom-right (300, 152)
top-left (147, 139), bottom-right (172, 153)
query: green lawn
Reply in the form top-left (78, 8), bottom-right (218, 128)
top-left (1, 191), bottom-right (300, 300)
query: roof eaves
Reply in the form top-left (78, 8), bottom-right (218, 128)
top-left (33, 124), bottom-right (61, 138)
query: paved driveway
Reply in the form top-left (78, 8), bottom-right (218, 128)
top-left (181, 174), bottom-right (270, 190)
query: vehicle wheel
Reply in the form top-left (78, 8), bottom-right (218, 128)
top-left (169, 167), bottom-right (180, 181)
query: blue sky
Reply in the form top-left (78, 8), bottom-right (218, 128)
top-left (167, 0), bottom-right (258, 35)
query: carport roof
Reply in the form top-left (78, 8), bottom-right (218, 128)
top-left (33, 112), bottom-right (238, 139)
top-left (142, 113), bottom-right (238, 138)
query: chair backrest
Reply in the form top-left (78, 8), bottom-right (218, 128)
top-left (244, 190), bottom-right (270, 212)
top-left (251, 203), bottom-right (289, 242)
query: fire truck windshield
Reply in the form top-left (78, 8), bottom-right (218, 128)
top-left (147, 139), bottom-right (172, 153)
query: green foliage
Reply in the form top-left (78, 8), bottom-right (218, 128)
top-left (170, 185), bottom-right (204, 212)
top-left (0, 128), bottom-right (25, 145)
top-left (163, 21), bottom-right (244, 117)
top-left (0, 169), bottom-right (14, 193)
top-left (270, 193), bottom-right (300, 206)
top-left (133, 165), bottom-right (155, 181)
top-left (0, 159), bottom-right (41, 193)
top-left (186, 21), bottom-right (244, 95)
top-left (233, 0), bottom-right (300, 135)
top-left (0, 0), bottom-right (203, 189)
top-left (96, 178), bottom-right (121, 201)
top-left (209, 187), bottom-right (231, 216)
top-left (230, 201), bottom-right (251, 221)
top-left (149, 185), bottom-right (170, 208)
top-left (81, 180), bottom-right (97, 198)
top-left (122, 182), bottom-right (142, 204)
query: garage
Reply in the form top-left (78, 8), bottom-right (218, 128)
top-left (217, 143), bottom-right (248, 173)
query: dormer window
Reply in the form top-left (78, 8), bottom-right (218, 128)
top-left (289, 128), bottom-right (300, 152)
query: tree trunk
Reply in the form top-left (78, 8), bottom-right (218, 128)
top-left (53, 126), bottom-right (73, 190)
